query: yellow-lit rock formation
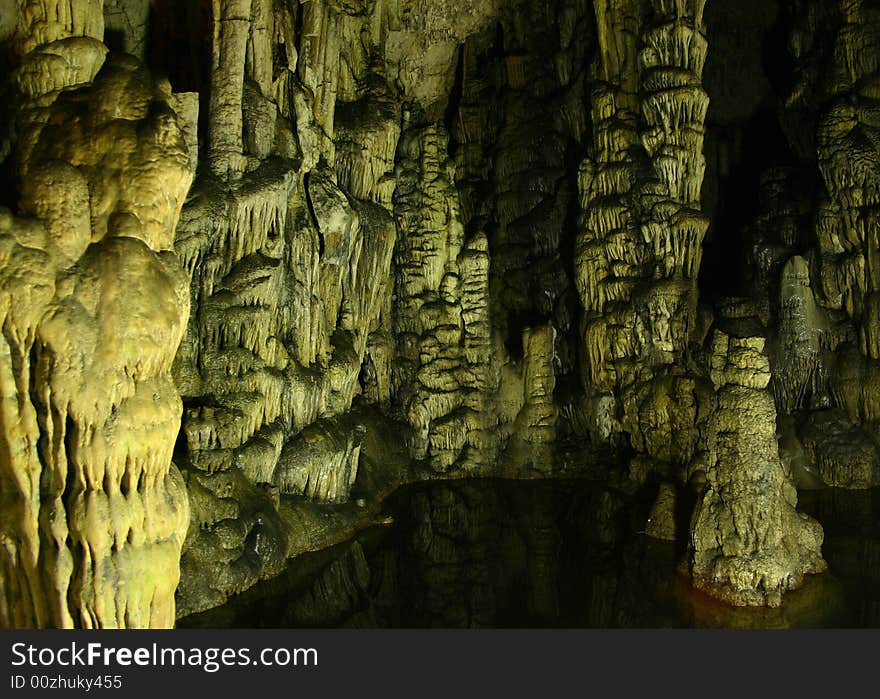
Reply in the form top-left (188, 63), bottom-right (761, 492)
top-left (1, 0), bottom-right (192, 628)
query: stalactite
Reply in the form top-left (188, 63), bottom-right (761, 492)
top-left (5, 0), bottom-right (867, 624)
top-left (576, 0), bottom-right (708, 463)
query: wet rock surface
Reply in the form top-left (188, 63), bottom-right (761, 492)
top-left (9, 0), bottom-right (880, 626)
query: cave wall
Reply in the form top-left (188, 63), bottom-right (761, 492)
top-left (745, 0), bottom-right (880, 495)
top-left (8, 0), bottom-right (880, 626)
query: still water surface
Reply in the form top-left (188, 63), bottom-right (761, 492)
top-left (180, 479), bottom-right (880, 628)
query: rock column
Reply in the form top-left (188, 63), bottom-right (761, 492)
top-left (1, 2), bottom-right (193, 626)
top-left (690, 323), bottom-right (826, 606)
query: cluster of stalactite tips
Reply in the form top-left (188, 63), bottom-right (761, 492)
top-left (2, 0), bottom-right (880, 627)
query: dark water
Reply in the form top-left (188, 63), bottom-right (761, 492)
top-left (180, 479), bottom-right (880, 629)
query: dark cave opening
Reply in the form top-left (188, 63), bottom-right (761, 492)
top-left (8, 0), bottom-right (880, 635)
top-left (0, 45), bottom-right (18, 211)
top-left (700, 111), bottom-right (798, 300)
top-left (103, 27), bottom-right (126, 54)
top-left (699, 0), bottom-right (798, 302)
top-left (147, 0), bottom-right (212, 94)
top-left (147, 0), bottom-right (213, 151)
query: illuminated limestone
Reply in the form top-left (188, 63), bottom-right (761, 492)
top-left (764, 0), bottom-right (880, 489)
top-left (207, 0), bottom-right (251, 176)
top-left (206, 0), bottom-right (278, 176)
top-left (801, 2), bottom-right (879, 404)
top-left (2, 0), bottom-right (858, 623)
top-left (174, 161), bottom-right (397, 609)
top-left (690, 323), bottom-right (826, 606)
top-left (178, 2), bottom-right (566, 581)
top-left (9, 0), bottom-right (104, 60)
top-left (174, 146), bottom-right (397, 611)
top-left (392, 120), bottom-right (497, 471)
top-left (811, 0), bottom-right (880, 343)
top-left (177, 0), bottom-right (824, 613)
top-left (274, 419), bottom-right (366, 503)
top-left (576, 0), bottom-right (709, 459)
top-left (576, 0), bottom-right (831, 606)
top-left (102, 0), bottom-right (150, 58)
top-left (335, 96), bottom-right (401, 209)
top-left (769, 256), bottom-right (826, 414)
top-left (0, 39), bottom-right (193, 627)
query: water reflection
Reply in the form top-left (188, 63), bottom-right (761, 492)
top-left (799, 488), bottom-right (880, 627)
top-left (181, 480), bottom-right (880, 629)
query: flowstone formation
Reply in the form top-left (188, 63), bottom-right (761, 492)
top-left (391, 118), bottom-right (498, 473)
top-left (673, 0), bottom-right (880, 604)
top-left (440, 0), bottom-right (594, 467)
top-left (7, 0), bottom-right (872, 626)
top-left (568, 0), bottom-right (823, 605)
top-left (743, 0), bottom-right (880, 491)
top-left (0, 0), bottom-right (192, 628)
top-left (170, 0), bottom-right (582, 615)
top-left (170, 3), bottom-right (400, 609)
top-left (575, 0), bottom-right (710, 468)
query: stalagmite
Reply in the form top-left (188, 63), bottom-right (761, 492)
top-left (9, 0), bottom-right (878, 625)
top-left (690, 322), bottom-right (826, 606)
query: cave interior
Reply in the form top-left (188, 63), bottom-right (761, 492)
top-left (1, 0), bottom-right (880, 628)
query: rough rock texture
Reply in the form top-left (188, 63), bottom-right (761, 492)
top-left (8, 0), bottom-right (873, 625)
top-left (645, 482), bottom-right (677, 541)
top-left (10, 0), bottom-right (104, 60)
top-left (171, 0), bottom-right (579, 613)
top-left (690, 320), bottom-right (826, 606)
top-left (575, 0), bottom-right (709, 468)
top-left (391, 119), bottom-right (498, 472)
top-left (0, 2), bottom-right (192, 627)
top-left (744, 0), bottom-right (880, 490)
top-left (168, 0), bottom-right (409, 612)
top-left (446, 0), bottom-right (593, 457)
top-left (172, 159), bottom-right (397, 611)
top-left (102, 0), bottom-right (149, 58)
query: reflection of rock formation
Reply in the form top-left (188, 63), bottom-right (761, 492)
top-left (0, 3), bottom-right (192, 627)
top-left (15, 0), bottom-right (880, 626)
top-left (800, 489), bottom-right (880, 627)
top-left (183, 478), bottom-right (848, 629)
top-left (179, 481), bottom-right (670, 628)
